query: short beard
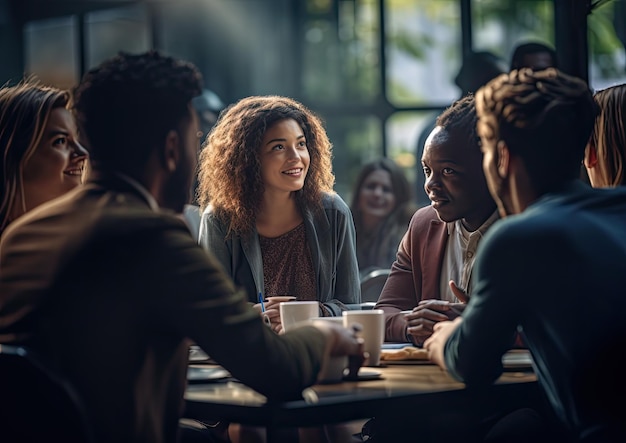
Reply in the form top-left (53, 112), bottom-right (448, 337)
top-left (161, 165), bottom-right (192, 213)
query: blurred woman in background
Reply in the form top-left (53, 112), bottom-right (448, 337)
top-left (350, 157), bottom-right (415, 275)
top-left (584, 83), bottom-right (625, 187)
top-left (0, 79), bottom-right (88, 236)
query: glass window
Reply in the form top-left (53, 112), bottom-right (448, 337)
top-left (588, 0), bottom-right (626, 91)
top-left (385, 0), bottom-right (461, 106)
top-left (386, 111), bottom-right (438, 207)
top-left (302, 0), bottom-right (380, 103)
top-left (86, 4), bottom-right (151, 69)
top-left (323, 115), bottom-right (382, 201)
top-left (24, 16), bottom-right (78, 89)
top-left (472, 0), bottom-right (554, 68)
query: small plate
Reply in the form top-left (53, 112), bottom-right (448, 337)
top-left (188, 345), bottom-right (210, 362)
top-left (265, 296), bottom-right (296, 303)
top-left (502, 350), bottom-right (534, 370)
top-left (381, 359), bottom-right (434, 365)
top-left (187, 365), bottom-right (231, 383)
top-left (382, 343), bottom-right (414, 350)
top-left (344, 368), bottom-right (382, 381)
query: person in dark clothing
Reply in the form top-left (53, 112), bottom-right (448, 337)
top-left (426, 68), bottom-right (626, 443)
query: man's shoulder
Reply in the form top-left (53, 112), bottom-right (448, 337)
top-left (409, 205), bottom-right (441, 227)
top-left (5, 187), bottom-right (188, 249)
top-left (480, 186), bottom-right (626, 252)
top-left (499, 185), bottom-right (626, 232)
top-left (88, 190), bottom-right (185, 232)
top-left (393, 205), bottom-right (445, 246)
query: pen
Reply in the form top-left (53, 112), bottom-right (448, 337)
top-left (259, 292), bottom-right (272, 327)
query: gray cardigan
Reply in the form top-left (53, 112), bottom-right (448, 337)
top-left (198, 193), bottom-right (361, 315)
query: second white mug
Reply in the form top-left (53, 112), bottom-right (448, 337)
top-left (342, 309), bottom-right (385, 366)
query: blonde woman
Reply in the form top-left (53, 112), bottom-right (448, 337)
top-left (584, 83), bottom-right (625, 187)
top-left (0, 79), bottom-right (88, 236)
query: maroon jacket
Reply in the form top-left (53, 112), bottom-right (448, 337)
top-left (375, 205), bottom-right (447, 342)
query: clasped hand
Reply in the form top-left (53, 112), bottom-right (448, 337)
top-left (405, 280), bottom-right (468, 346)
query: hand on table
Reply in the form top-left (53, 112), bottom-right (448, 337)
top-left (424, 317), bottom-right (463, 370)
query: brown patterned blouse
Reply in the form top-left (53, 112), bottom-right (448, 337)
top-left (259, 222), bottom-right (317, 303)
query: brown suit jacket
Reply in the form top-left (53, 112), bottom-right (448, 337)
top-left (0, 176), bottom-right (327, 443)
top-left (374, 205), bottom-right (447, 342)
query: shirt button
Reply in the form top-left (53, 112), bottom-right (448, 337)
top-left (466, 251), bottom-right (473, 258)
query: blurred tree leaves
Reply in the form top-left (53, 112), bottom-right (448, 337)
top-left (588, 0), bottom-right (626, 77)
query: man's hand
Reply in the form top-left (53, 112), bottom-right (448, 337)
top-left (405, 299), bottom-right (466, 345)
top-left (310, 321), bottom-right (365, 381)
top-left (424, 317), bottom-right (463, 370)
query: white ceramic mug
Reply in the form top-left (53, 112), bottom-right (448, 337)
top-left (280, 301), bottom-right (319, 332)
top-left (342, 309), bottom-right (385, 366)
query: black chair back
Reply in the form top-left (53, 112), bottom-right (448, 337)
top-left (0, 344), bottom-right (93, 443)
top-left (360, 268), bottom-right (391, 303)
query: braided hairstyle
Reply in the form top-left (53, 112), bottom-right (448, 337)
top-left (475, 68), bottom-right (597, 193)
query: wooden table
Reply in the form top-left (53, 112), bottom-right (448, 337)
top-left (184, 358), bottom-right (543, 442)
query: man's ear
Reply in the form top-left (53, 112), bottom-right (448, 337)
top-left (163, 130), bottom-right (180, 172)
top-left (496, 140), bottom-right (510, 179)
top-left (583, 143), bottom-right (598, 169)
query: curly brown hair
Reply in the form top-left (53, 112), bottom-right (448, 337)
top-left (476, 68), bottom-right (597, 193)
top-left (197, 95), bottom-right (335, 237)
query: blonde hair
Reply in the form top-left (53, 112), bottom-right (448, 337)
top-left (0, 78), bottom-right (70, 234)
top-left (197, 95), bottom-right (335, 237)
top-left (588, 84), bottom-right (626, 187)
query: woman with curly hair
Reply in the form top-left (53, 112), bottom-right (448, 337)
top-left (584, 83), bottom-right (626, 188)
top-left (0, 78), bottom-right (88, 236)
top-left (197, 95), bottom-right (360, 333)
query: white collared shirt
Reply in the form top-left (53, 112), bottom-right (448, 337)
top-left (439, 211), bottom-right (499, 302)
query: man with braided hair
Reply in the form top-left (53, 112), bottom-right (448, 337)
top-left (426, 68), bottom-right (626, 443)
